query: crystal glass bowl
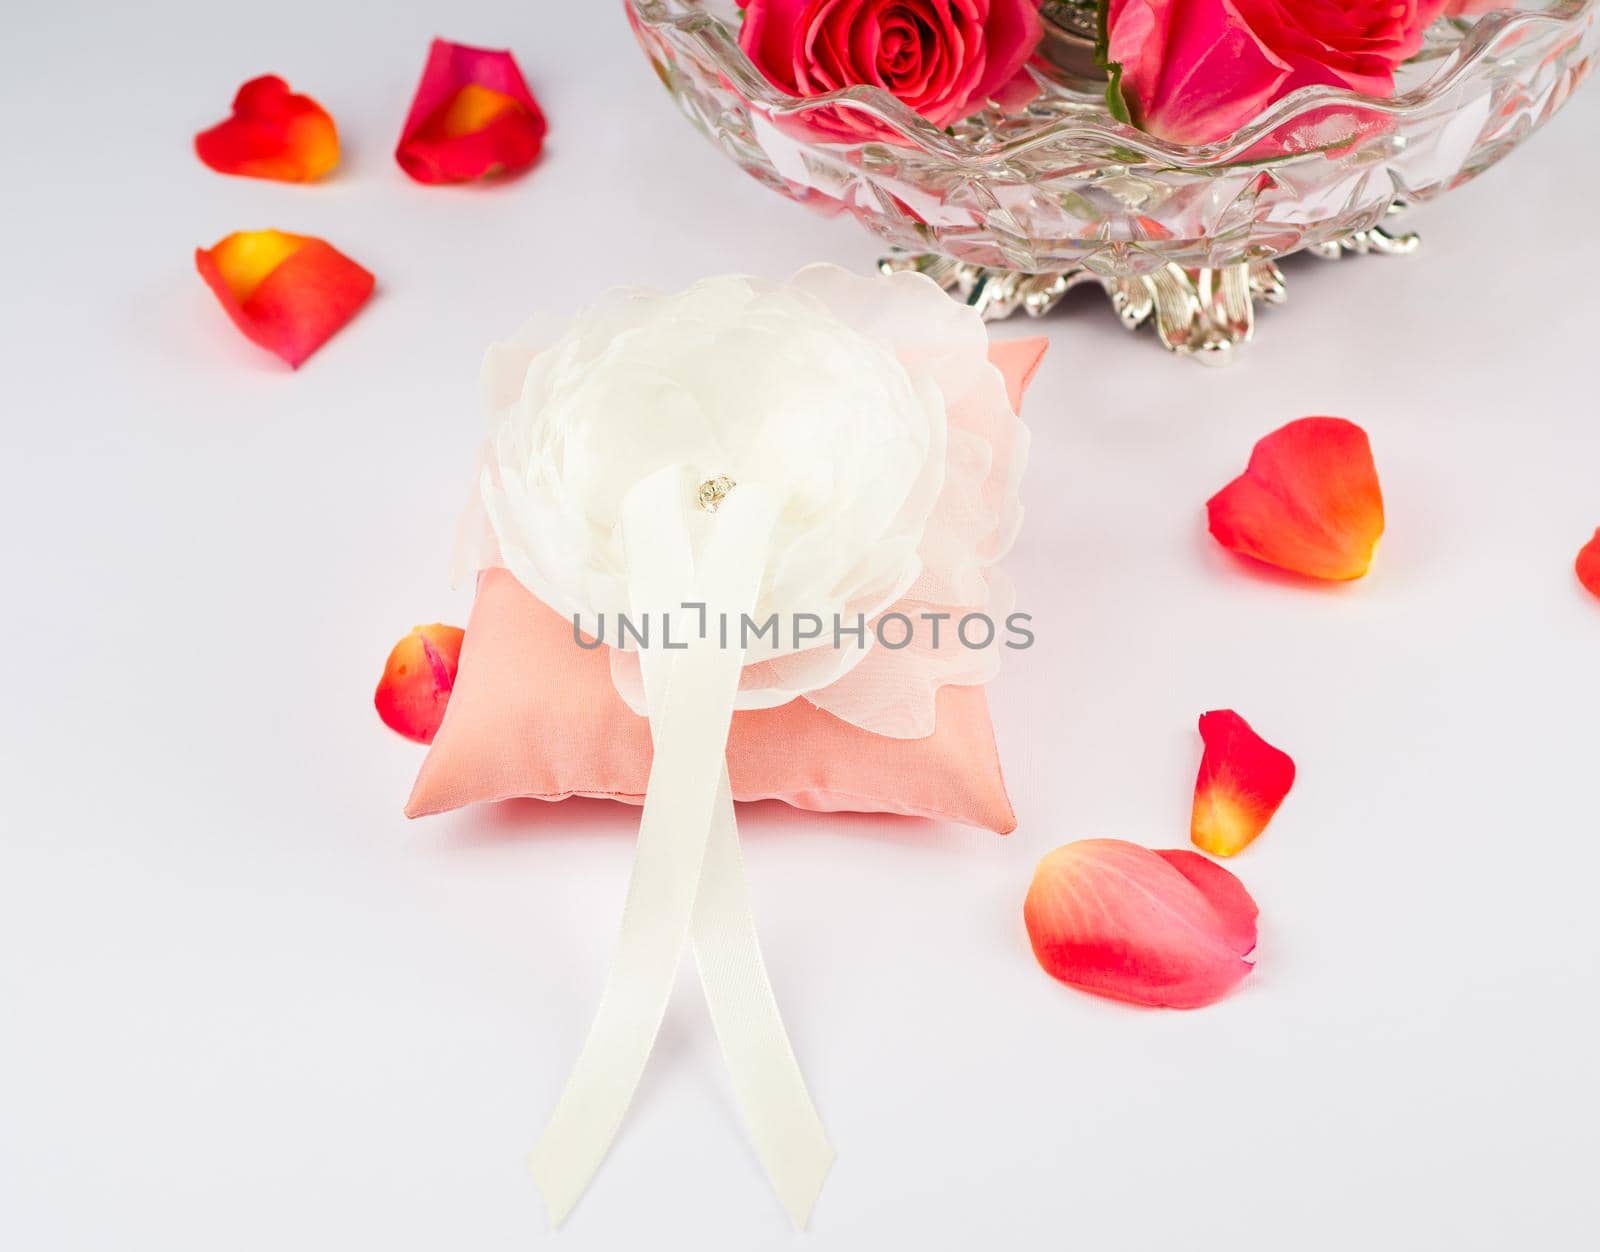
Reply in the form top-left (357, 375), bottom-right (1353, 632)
top-left (626, 0), bottom-right (1596, 350)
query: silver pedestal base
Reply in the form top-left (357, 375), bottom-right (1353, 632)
top-left (879, 213), bottom-right (1420, 365)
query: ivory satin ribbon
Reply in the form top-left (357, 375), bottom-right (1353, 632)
top-left (529, 467), bottom-right (834, 1228)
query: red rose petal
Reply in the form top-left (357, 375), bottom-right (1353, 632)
top-left (1207, 416), bottom-right (1385, 580)
top-left (195, 230), bottom-right (374, 368)
top-left (376, 624), bottom-right (465, 745)
top-left (1190, 710), bottom-right (1296, 857)
top-left (395, 38), bottom-right (547, 184)
top-left (1577, 529), bottom-right (1600, 600)
top-left (195, 75), bottom-right (339, 182)
top-left (1023, 839), bottom-right (1258, 1009)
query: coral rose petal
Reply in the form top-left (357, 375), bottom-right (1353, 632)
top-left (1153, 849), bottom-right (1260, 954)
top-left (1207, 416), bottom-right (1385, 580)
top-left (396, 38), bottom-right (547, 183)
top-left (1023, 839), bottom-right (1258, 1009)
top-left (1577, 529), bottom-right (1600, 600)
top-left (376, 624), bottom-right (465, 744)
top-left (195, 230), bottom-right (374, 367)
top-left (1190, 710), bottom-right (1296, 857)
top-left (195, 75), bottom-right (339, 182)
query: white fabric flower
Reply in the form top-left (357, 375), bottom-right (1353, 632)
top-left (462, 263), bottom-right (1029, 739)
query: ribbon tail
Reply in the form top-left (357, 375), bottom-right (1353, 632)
top-left (529, 628), bottom-right (722, 1223)
top-left (530, 471), bottom-right (779, 1225)
top-left (692, 773), bottom-right (834, 1228)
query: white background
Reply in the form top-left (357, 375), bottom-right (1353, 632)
top-left (3, 3), bottom-right (1597, 1249)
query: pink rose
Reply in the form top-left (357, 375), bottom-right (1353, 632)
top-left (738, 0), bottom-right (1044, 141)
top-left (1106, 0), bottom-right (1449, 146)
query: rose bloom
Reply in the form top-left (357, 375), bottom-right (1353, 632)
top-left (461, 265), bottom-right (1028, 738)
top-left (737, 0), bottom-right (1043, 141)
top-left (1106, 0), bottom-right (1450, 146)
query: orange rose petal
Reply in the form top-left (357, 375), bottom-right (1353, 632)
top-left (375, 624), bottom-right (465, 745)
top-left (1191, 710), bottom-right (1296, 857)
top-left (1207, 416), bottom-right (1385, 580)
top-left (195, 75), bottom-right (339, 182)
top-left (195, 230), bottom-right (374, 367)
top-left (1577, 529), bottom-right (1600, 600)
top-left (1023, 839), bottom-right (1258, 1009)
top-left (395, 38), bottom-right (547, 184)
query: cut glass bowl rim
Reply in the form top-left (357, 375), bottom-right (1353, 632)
top-left (626, 0), bottom-right (1597, 169)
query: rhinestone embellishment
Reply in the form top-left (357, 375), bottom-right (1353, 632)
top-left (696, 475), bottom-right (736, 513)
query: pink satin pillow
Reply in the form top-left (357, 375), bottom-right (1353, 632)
top-left (406, 337), bottom-right (1048, 835)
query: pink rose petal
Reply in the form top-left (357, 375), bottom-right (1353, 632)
top-left (1024, 838), bottom-right (1258, 1009)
